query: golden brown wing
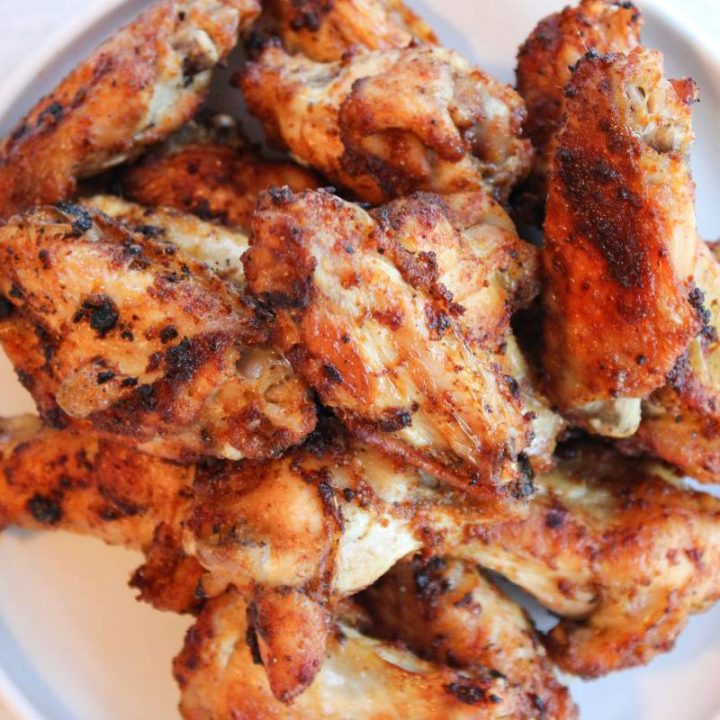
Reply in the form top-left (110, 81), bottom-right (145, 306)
top-left (240, 45), bottom-right (532, 203)
top-left (0, 0), bottom-right (260, 218)
top-left (516, 0), bottom-right (642, 207)
top-left (623, 240), bottom-right (720, 481)
top-left (541, 49), bottom-right (701, 432)
top-left (244, 189), bottom-right (532, 503)
top-left (174, 589), bottom-right (527, 719)
top-left (252, 0), bottom-right (437, 62)
top-left (0, 205), bottom-right (315, 461)
top-left (120, 116), bottom-right (320, 230)
top-left (360, 556), bottom-right (577, 720)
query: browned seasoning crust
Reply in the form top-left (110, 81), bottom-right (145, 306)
top-left (244, 188), bottom-right (533, 504)
top-left (240, 44), bottom-right (532, 203)
top-left (251, 0), bottom-right (437, 62)
top-left (516, 0), bottom-right (642, 206)
top-left (121, 117), bottom-right (321, 231)
top-left (0, 0), bottom-right (260, 219)
top-left (0, 205), bottom-right (315, 462)
top-left (541, 49), bottom-right (700, 413)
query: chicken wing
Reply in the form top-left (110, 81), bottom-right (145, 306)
top-left (174, 589), bottom-right (532, 719)
top-left (360, 556), bottom-right (577, 719)
top-left (622, 240), bottom-right (720, 482)
top-left (541, 49), bottom-right (701, 434)
top-left (0, 415), bottom-right (203, 614)
top-left (244, 189), bottom-right (532, 502)
top-left (119, 115), bottom-right (320, 230)
top-left (464, 443), bottom-right (720, 677)
top-left (515, 0), bottom-right (642, 210)
top-left (0, 0), bottom-right (260, 218)
top-left (251, 0), bottom-right (437, 62)
top-left (240, 45), bottom-right (532, 203)
top-left (0, 204), bottom-right (315, 461)
top-left (371, 191), bottom-right (565, 471)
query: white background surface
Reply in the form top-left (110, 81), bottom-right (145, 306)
top-left (0, 0), bottom-right (720, 720)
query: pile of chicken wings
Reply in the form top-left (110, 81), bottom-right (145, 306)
top-left (1, 1), bottom-right (719, 717)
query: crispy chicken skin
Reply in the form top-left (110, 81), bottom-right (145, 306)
top-left (624, 241), bottom-right (720, 482)
top-left (542, 49), bottom-right (700, 428)
top-left (0, 415), bottom-right (203, 614)
top-left (466, 443), bottom-right (720, 677)
top-left (0, 205), bottom-right (315, 461)
top-left (516, 0), bottom-right (642, 203)
top-left (120, 117), bottom-right (320, 230)
top-left (0, 0), bottom-right (260, 219)
top-left (360, 557), bottom-right (577, 719)
top-left (240, 45), bottom-right (532, 203)
top-left (245, 189), bottom-right (532, 502)
top-left (175, 589), bottom-right (527, 720)
top-left (252, 0), bottom-right (437, 62)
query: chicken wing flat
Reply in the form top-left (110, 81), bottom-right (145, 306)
top-left (120, 116), bottom-right (320, 230)
top-left (174, 589), bottom-right (532, 719)
top-left (0, 415), bottom-right (203, 614)
top-left (252, 0), bottom-right (437, 62)
top-left (516, 0), bottom-right (642, 207)
top-left (0, 204), bottom-right (315, 461)
top-left (240, 45), bottom-right (532, 203)
top-left (0, 0), bottom-right (260, 218)
top-left (244, 189), bottom-right (533, 502)
top-left (623, 240), bottom-right (720, 482)
top-left (541, 49), bottom-right (701, 432)
top-left (360, 556), bottom-right (577, 719)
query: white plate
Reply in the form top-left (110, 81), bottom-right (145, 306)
top-left (1, 1), bottom-right (720, 718)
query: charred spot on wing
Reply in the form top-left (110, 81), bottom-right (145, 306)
top-left (26, 493), bottom-right (63, 525)
top-left (73, 293), bottom-right (120, 338)
top-left (55, 202), bottom-right (93, 234)
top-left (511, 453), bottom-right (535, 499)
top-left (376, 408), bottom-right (413, 433)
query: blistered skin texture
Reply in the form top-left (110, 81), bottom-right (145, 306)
top-left (175, 590), bottom-right (525, 720)
top-left (0, 205), bottom-right (315, 462)
top-left (121, 118), bottom-right (320, 231)
top-left (252, 0), bottom-right (437, 62)
top-left (542, 49), bottom-right (700, 419)
top-left (240, 45), bottom-right (532, 204)
top-left (0, 0), bottom-right (260, 219)
top-left (464, 443), bottom-right (720, 677)
top-left (244, 189), bottom-right (532, 503)
top-left (0, 416), bottom-right (203, 614)
top-left (360, 557), bottom-right (577, 720)
top-left (626, 241), bottom-right (720, 482)
top-left (516, 0), bottom-right (642, 203)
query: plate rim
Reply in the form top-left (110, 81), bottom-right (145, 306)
top-left (1, 0), bottom-right (720, 718)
